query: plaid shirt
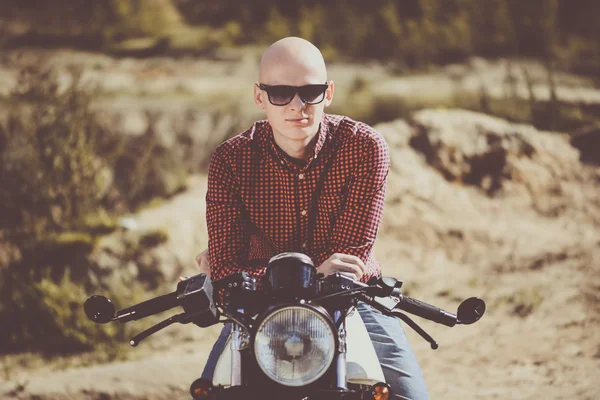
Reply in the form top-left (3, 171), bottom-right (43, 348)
top-left (206, 113), bottom-right (390, 285)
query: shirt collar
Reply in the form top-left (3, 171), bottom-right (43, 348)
top-left (312, 113), bottom-right (330, 158)
top-left (257, 113), bottom-right (331, 169)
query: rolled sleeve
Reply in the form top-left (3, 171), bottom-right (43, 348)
top-left (315, 132), bottom-right (390, 281)
top-left (206, 149), bottom-right (268, 283)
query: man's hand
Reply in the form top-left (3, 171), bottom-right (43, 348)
top-left (317, 253), bottom-right (366, 281)
top-left (195, 248), bottom-right (211, 276)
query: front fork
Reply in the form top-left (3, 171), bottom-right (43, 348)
top-left (334, 309), bottom-right (348, 390)
top-left (230, 323), bottom-right (250, 386)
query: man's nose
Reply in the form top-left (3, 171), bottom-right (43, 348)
top-left (288, 92), bottom-right (306, 110)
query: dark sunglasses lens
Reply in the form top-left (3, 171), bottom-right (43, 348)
top-left (299, 85), bottom-right (327, 104)
top-left (268, 86), bottom-right (296, 105)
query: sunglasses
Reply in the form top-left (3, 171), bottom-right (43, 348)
top-left (257, 82), bottom-right (329, 106)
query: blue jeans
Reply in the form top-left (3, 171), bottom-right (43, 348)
top-left (201, 302), bottom-right (429, 400)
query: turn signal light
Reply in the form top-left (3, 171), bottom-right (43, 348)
top-left (190, 378), bottom-right (212, 399)
top-left (371, 382), bottom-right (392, 400)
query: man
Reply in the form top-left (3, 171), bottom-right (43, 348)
top-left (196, 37), bottom-right (429, 399)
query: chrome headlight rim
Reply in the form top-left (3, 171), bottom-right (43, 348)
top-left (251, 303), bottom-right (337, 387)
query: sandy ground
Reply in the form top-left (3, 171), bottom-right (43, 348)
top-left (1, 50), bottom-right (599, 399)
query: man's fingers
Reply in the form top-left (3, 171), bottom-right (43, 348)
top-left (196, 249), bottom-right (209, 266)
top-left (331, 260), bottom-right (363, 279)
top-left (333, 254), bottom-right (366, 272)
top-left (337, 271), bottom-right (359, 280)
top-left (195, 250), bottom-right (211, 277)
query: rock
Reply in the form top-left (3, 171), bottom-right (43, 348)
top-left (119, 217), bottom-right (139, 231)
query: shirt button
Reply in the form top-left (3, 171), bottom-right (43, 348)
top-left (280, 160), bottom-right (284, 164)
top-left (301, 210), bottom-right (307, 216)
top-left (301, 242), bottom-right (307, 249)
top-left (314, 154), bottom-right (318, 159)
top-left (298, 173), bottom-right (305, 179)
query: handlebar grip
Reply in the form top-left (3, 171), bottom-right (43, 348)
top-left (116, 292), bottom-right (179, 322)
top-left (397, 295), bottom-right (457, 327)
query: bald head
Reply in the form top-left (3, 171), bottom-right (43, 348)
top-left (259, 37), bottom-right (327, 85)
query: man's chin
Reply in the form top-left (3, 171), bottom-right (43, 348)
top-left (286, 118), bottom-right (310, 126)
top-left (278, 124), bottom-right (319, 139)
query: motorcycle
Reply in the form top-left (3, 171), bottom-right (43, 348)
top-left (84, 252), bottom-right (486, 399)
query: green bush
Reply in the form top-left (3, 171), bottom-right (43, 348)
top-left (0, 233), bottom-right (119, 353)
top-left (0, 67), bottom-right (112, 237)
top-left (0, 63), bottom-right (186, 354)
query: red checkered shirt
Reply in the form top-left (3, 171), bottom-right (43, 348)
top-left (206, 113), bottom-right (390, 285)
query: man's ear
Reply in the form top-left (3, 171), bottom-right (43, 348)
top-left (324, 80), bottom-right (334, 107)
top-left (254, 83), bottom-right (266, 110)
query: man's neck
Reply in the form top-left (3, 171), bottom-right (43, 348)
top-left (273, 130), bottom-right (320, 160)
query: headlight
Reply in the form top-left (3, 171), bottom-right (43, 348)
top-left (253, 305), bottom-right (336, 387)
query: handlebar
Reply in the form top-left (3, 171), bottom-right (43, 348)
top-left (84, 272), bottom-right (484, 349)
top-left (115, 292), bottom-right (180, 323)
top-left (395, 294), bottom-right (457, 327)
top-left (84, 274), bottom-right (219, 327)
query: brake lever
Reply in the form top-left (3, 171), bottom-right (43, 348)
top-left (389, 310), bottom-right (439, 350)
top-left (129, 308), bottom-right (222, 347)
top-left (357, 293), bottom-right (440, 350)
top-left (129, 313), bottom-right (184, 347)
